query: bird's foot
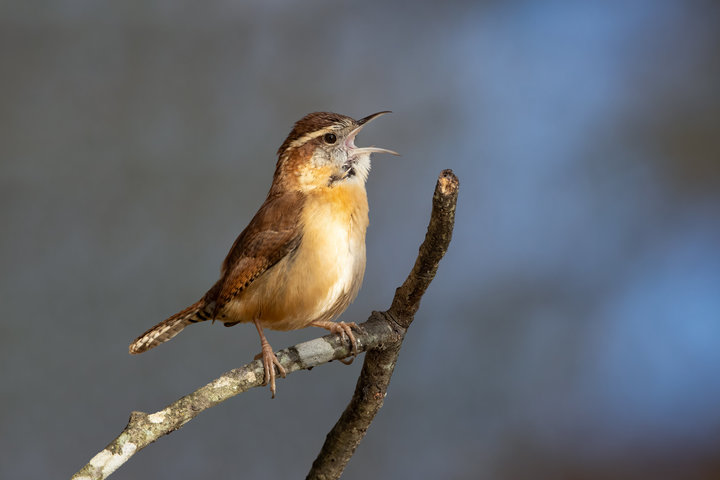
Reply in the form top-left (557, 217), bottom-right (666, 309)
top-left (256, 342), bottom-right (286, 398)
top-left (253, 319), bottom-right (286, 398)
top-left (310, 320), bottom-right (361, 363)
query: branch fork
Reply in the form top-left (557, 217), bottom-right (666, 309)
top-left (72, 170), bottom-right (458, 480)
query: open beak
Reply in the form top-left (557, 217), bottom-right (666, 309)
top-left (345, 111), bottom-right (400, 157)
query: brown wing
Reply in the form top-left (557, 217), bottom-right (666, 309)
top-left (208, 190), bottom-right (305, 317)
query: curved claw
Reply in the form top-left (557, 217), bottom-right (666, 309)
top-left (254, 318), bottom-right (286, 398)
top-left (259, 343), bottom-right (286, 398)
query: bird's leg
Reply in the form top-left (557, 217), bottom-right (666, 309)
top-left (310, 320), bottom-right (360, 364)
top-left (253, 318), bottom-right (286, 398)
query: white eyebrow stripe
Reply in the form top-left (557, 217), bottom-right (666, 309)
top-left (287, 126), bottom-right (340, 149)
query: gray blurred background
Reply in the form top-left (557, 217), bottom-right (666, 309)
top-left (2, 1), bottom-right (719, 478)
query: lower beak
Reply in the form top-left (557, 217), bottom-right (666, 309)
top-left (346, 111), bottom-right (400, 156)
top-left (351, 146), bottom-right (400, 156)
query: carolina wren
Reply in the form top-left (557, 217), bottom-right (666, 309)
top-left (129, 111), bottom-right (397, 397)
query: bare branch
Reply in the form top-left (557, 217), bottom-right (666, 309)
top-left (72, 170), bottom-right (459, 480)
top-left (71, 317), bottom-right (395, 480)
top-left (390, 169), bottom-right (460, 325)
top-left (307, 169), bottom-right (459, 480)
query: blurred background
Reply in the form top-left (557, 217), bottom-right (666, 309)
top-left (2, 0), bottom-right (719, 478)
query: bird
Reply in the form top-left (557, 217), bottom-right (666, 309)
top-left (129, 111), bottom-right (398, 397)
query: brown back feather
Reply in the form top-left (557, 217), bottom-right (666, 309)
top-left (209, 190), bottom-right (305, 317)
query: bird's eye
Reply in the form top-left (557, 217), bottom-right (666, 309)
top-left (323, 133), bottom-right (337, 144)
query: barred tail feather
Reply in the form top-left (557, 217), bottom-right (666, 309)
top-left (129, 300), bottom-right (210, 354)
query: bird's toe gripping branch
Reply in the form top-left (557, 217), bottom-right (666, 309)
top-left (310, 320), bottom-right (361, 364)
top-left (253, 318), bottom-right (287, 398)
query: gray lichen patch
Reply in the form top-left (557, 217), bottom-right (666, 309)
top-left (147, 410), bottom-right (167, 424)
top-left (88, 442), bottom-right (137, 478)
top-left (295, 337), bottom-right (336, 367)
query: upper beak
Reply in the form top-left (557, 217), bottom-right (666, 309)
top-left (346, 111), bottom-right (400, 156)
top-left (357, 110), bottom-right (392, 126)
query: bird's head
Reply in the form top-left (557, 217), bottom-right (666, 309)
top-left (273, 111), bottom-right (398, 193)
